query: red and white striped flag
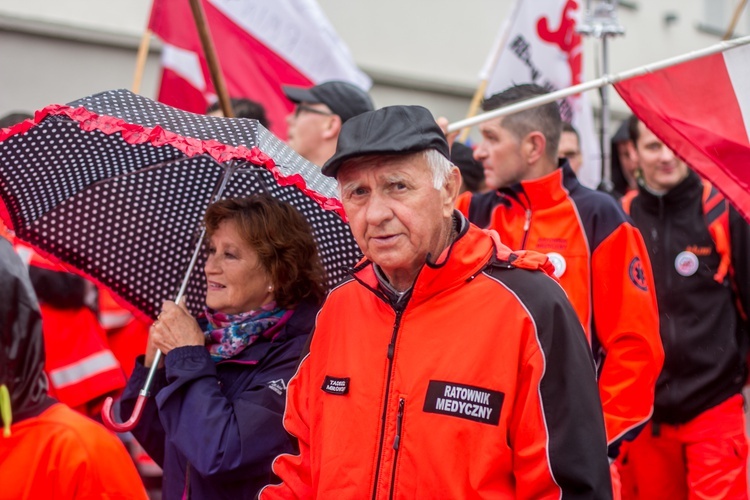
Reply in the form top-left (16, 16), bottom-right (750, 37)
top-left (148, 0), bottom-right (371, 139)
top-left (615, 42), bottom-right (750, 222)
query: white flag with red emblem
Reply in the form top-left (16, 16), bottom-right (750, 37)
top-left (148, 0), bottom-right (371, 139)
top-left (482, 0), bottom-right (601, 188)
top-left (614, 42), bottom-right (750, 222)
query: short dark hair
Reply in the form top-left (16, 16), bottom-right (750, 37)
top-left (204, 195), bottom-right (326, 308)
top-left (0, 112), bottom-right (33, 129)
top-left (628, 114), bottom-right (642, 145)
top-left (207, 98), bottom-right (269, 128)
top-left (481, 84), bottom-right (562, 162)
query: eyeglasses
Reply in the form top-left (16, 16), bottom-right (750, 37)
top-left (294, 104), bottom-right (334, 118)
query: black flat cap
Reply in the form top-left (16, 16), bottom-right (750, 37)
top-left (322, 105), bottom-right (450, 178)
top-left (283, 81), bottom-right (374, 123)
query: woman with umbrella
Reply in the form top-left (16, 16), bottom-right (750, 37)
top-left (120, 194), bottom-right (326, 499)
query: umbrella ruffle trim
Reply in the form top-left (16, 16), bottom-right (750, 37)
top-left (0, 104), bottom-right (346, 219)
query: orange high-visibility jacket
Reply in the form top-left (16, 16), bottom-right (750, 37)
top-left (0, 403), bottom-right (147, 499)
top-left (261, 221), bottom-right (612, 499)
top-left (457, 164), bottom-right (663, 456)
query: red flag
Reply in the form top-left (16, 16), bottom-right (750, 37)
top-left (147, 0), bottom-right (371, 139)
top-left (614, 43), bottom-right (750, 222)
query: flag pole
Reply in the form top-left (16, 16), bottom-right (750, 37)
top-left (447, 34), bottom-right (750, 133)
top-left (131, 29), bottom-right (152, 95)
top-left (457, 0), bottom-right (522, 142)
top-left (723, 0), bottom-right (748, 40)
top-left (189, 0), bottom-right (234, 118)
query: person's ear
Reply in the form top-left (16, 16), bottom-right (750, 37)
top-left (322, 115), bottom-right (342, 140)
top-left (441, 167), bottom-right (462, 217)
top-left (522, 131), bottom-right (547, 164)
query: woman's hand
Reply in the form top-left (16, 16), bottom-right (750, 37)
top-left (150, 298), bottom-right (205, 358)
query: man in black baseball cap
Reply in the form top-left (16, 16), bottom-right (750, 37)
top-left (283, 80), bottom-right (374, 167)
top-left (263, 105), bottom-right (611, 499)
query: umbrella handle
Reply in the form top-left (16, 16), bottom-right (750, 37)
top-left (102, 349), bottom-right (163, 432)
top-left (102, 393), bottom-right (146, 432)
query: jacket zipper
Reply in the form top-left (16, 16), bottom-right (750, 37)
top-left (388, 398), bottom-right (406, 499)
top-left (658, 197), bottom-right (678, 404)
top-left (372, 308), bottom-right (404, 500)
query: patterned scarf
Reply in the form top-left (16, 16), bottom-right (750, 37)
top-left (203, 302), bottom-right (287, 362)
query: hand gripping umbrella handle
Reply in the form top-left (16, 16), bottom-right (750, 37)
top-left (102, 349), bottom-right (163, 432)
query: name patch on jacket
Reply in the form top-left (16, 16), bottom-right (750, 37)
top-left (423, 381), bottom-right (503, 425)
top-left (322, 376), bottom-right (350, 395)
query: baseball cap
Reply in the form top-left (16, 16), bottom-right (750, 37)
top-left (321, 105), bottom-right (449, 178)
top-left (283, 81), bottom-right (374, 123)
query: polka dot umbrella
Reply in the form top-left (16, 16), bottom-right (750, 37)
top-left (0, 89), bottom-right (361, 430)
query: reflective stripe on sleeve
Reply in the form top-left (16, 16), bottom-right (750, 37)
top-left (48, 351), bottom-right (121, 389)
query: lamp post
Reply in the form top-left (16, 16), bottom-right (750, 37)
top-left (578, 0), bottom-right (625, 193)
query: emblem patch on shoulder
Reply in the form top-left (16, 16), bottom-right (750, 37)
top-left (628, 257), bottom-right (648, 291)
top-left (321, 376), bottom-right (350, 395)
top-left (423, 381), bottom-right (503, 425)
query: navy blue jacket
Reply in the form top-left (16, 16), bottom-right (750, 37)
top-left (120, 300), bottom-right (318, 499)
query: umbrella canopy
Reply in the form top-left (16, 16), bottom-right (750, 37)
top-left (0, 89), bottom-right (361, 320)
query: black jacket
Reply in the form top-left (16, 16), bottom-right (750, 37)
top-left (627, 170), bottom-right (750, 424)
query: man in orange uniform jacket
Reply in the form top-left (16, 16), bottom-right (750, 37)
top-left (260, 105), bottom-right (611, 498)
top-left (0, 236), bottom-right (146, 500)
top-left (455, 84), bottom-right (664, 490)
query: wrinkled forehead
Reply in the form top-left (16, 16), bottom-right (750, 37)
top-left (337, 152), bottom-right (428, 184)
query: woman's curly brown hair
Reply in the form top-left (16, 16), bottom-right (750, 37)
top-left (204, 195), bottom-right (327, 309)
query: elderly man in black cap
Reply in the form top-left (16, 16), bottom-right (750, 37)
top-left (260, 105), bottom-right (611, 499)
top-left (283, 80), bottom-right (374, 167)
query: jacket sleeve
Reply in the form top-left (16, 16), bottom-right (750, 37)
top-left (508, 271), bottom-right (612, 499)
top-left (27, 266), bottom-right (87, 309)
top-left (154, 344), bottom-right (298, 479)
top-left (119, 356), bottom-right (169, 467)
top-left (591, 222), bottom-right (664, 455)
top-left (259, 353), bottom-right (313, 499)
top-left (730, 207), bottom-right (750, 323)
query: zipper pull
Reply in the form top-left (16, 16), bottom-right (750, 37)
top-left (523, 209), bottom-right (532, 231)
top-left (393, 398), bottom-right (405, 450)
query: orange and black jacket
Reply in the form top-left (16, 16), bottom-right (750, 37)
top-left (622, 170), bottom-right (750, 424)
top-left (457, 162), bottom-right (663, 457)
top-left (261, 215), bottom-right (612, 499)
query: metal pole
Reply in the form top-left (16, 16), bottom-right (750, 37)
top-left (446, 34), bottom-right (750, 133)
top-left (102, 160), bottom-right (238, 432)
top-left (577, 0), bottom-right (624, 193)
top-left (600, 35), bottom-right (613, 192)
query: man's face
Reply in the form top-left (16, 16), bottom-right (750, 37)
top-left (285, 102), bottom-right (335, 162)
top-left (558, 131), bottom-right (582, 173)
top-left (474, 118), bottom-right (526, 189)
top-left (338, 153), bottom-right (458, 289)
top-left (634, 122), bottom-right (689, 192)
